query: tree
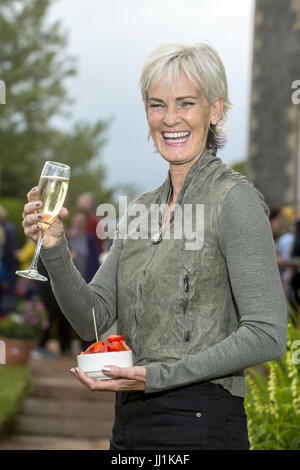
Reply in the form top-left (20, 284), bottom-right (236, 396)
top-left (0, 0), bottom-right (113, 205)
top-left (231, 160), bottom-right (247, 176)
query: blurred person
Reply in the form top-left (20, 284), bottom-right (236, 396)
top-left (75, 192), bottom-right (104, 254)
top-left (0, 225), bottom-right (5, 269)
top-left (269, 208), bottom-right (300, 313)
top-left (0, 222), bottom-right (6, 317)
top-left (0, 205), bottom-right (17, 314)
top-left (14, 237), bottom-right (36, 299)
top-left (21, 41), bottom-right (288, 450)
top-left (288, 218), bottom-right (300, 319)
top-left (67, 210), bottom-right (100, 352)
top-left (67, 210), bottom-right (100, 283)
top-left (15, 238), bottom-right (36, 271)
top-left (30, 258), bottom-right (73, 359)
top-left (291, 218), bottom-right (300, 257)
top-left (269, 208), bottom-right (295, 271)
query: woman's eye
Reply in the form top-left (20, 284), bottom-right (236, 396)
top-left (179, 101), bottom-right (194, 108)
top-left (149, 103), bottom-right (164, 108)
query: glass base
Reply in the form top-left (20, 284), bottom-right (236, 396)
top-left (15, 269), bottom-right (48, 282)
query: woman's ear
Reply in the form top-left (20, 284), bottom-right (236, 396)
top-left (210, 97), bottom-right (224, 125)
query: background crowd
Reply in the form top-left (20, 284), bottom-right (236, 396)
top-left (270, 206), bottom-right (300, 321)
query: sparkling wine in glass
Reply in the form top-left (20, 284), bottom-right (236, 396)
top-left (16, 161), bottom-right (70, 281)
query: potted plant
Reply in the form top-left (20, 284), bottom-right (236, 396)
top-left (0, 298), bottom-right (49, 365)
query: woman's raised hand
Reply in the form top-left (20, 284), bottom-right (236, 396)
top-left (22, 186), bottom-right (68, 248)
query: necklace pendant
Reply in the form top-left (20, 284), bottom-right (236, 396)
top-left (151, 227), bottom-right (163, 244)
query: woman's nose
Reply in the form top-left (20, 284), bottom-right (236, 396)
top-left (163, 106), bottom-right (180, 126)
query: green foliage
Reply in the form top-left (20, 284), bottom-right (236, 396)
top-left (0, 297), bottom-right (49, 341)
top-left (0, 197), bottom-right (26, 245)
top-left (0, 0), bottom-right (114, 206)
top-left (231, 160), bottom-right (247, 176)
top-left (45, 121), bottom-right (115, 208)
top-left (0, 365), bottom-right (31, 428)
top-left (245, 316), bottom-right (300, 449)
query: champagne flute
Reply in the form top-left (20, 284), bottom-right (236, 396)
top-left (16, 161), bottom-right (70, 281)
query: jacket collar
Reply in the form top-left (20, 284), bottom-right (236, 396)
top-left (158, 148), bottom-right (218, 207)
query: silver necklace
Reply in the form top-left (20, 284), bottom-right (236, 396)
top-left (151, 197), bottom-right (173, 244)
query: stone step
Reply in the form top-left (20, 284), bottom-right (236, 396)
top-left (20, 397), bottom-right (115, 420)
top-left (12, 413), bottom-right (114, 439)
top-left (28, 355), bottom-right (80, 378)
top-left (32, 376), bottom-right (116, 402)
top-left (0, 434), bottom-right (110, 450)
top-left (1, 342), bottom-right (117, 448)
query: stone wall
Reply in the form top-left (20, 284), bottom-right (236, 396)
top-left (247, 0), bottom-right (300, 208)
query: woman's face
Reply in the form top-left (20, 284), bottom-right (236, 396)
top-left (146, 71), bottom-right (222, 166)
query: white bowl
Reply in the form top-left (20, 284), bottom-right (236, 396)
top-left (77, 350), bottom-right (133, 380)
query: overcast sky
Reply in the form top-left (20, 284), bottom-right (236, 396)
top-left (49, 0), bottom-right (255, 195)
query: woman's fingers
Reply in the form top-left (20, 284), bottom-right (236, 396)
top-left (70, 366), bottom-right (147, 392)
top-left (70, 367), bottom-right (114, 391)
top-left (102, 365), bottom-right (146, 382)
top-left (22, 200), bottom-right (43, 219)
top-left (23, 188), bottom-right (68, 220)
top-left (22, 212), bottom-right (44, 227)
top-left (21, 187), bottom-right (67, 247)
top-left (23, 222), bottom-right (42, 240)
top-left (26, 186), bottom-right (40, 203)
top-left (22, 210), bottom-right (44, 240)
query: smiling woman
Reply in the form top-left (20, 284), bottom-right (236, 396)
top-left (20, 40), bottom-right (287, 450)
top-left (146, 73), bottom-right (221, 169)
top-left (140, 41), bottom-right (232, 154)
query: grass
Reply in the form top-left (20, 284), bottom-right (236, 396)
top-left (0, 365), bottom-right (31, 430)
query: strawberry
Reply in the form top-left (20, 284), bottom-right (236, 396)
top-left (107, 340), bottom-right (127, 352)
top-left (84, 340), bottom-right (105, 354)
top-left (80, 336), bottom-right (130, 355)
top-left (120, 340), bottom-right (130, 351)
top-left (98, 343), bottom-right (109, 353)
top-left (107, 335), bottom-right (124, 343)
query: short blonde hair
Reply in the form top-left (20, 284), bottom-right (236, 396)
top-left (139, 41), bottom-right (232, 149)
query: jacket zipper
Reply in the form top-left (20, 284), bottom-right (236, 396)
top-left (131, 247), bottom-right (157, 352)
top-left (131, 309), bottom-right (139, 354)
top-left (183, 274), bottom-right (192, 342)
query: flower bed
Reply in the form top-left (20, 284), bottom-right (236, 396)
top-left (0, 298), bottom-right (49, 342)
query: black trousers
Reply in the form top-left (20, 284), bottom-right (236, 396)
top-left (110, 381), bottom-right (250, 450)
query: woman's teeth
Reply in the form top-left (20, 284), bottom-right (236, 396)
top-left (163, 131), bottom-right (191, 143)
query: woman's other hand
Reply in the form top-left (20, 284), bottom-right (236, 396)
top-left (22, 186), bottom-right (68, 248)
top-left (70, 365), bottom-right (146, 392)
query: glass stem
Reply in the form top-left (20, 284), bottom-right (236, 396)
top-left (29, 231), bottom-right (44, 272)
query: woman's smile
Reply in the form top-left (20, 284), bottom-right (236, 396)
top-left (161, 131), bottom-right (191, 146)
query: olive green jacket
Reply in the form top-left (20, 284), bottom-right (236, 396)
top-left (41, 149), bottom-right (287, 396)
